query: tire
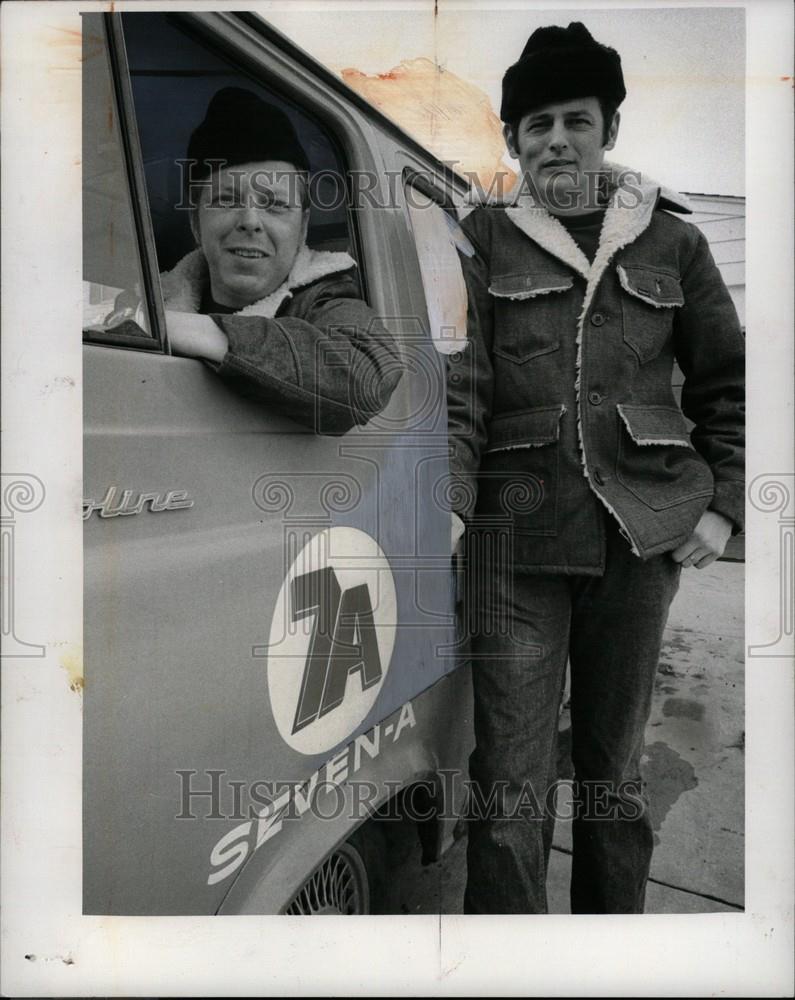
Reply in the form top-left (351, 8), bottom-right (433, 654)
top-left (282, 824), bottom-right (387, 915)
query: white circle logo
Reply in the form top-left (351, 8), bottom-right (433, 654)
top-left (266, 527), bottom-right (397, 755)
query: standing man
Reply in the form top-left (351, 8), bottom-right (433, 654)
top-left (446, 23), bottom-right (745, 913)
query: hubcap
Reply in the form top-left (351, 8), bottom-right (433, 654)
top-left (284, 842), bottom-right (369, 915)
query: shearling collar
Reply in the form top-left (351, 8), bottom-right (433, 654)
top-left (159, 243), bottom-right (357, 318)
top-left (504, 160), bottom-right (692, 282)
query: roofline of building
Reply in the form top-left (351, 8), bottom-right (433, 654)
top-left (684, 192), bottom-right (745, 202)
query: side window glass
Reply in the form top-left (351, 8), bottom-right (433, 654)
top-left (405, 183), bottom-right (471, 355)
top-left (82, 14), bottom-right (155, 343)
top-left (120, 12), bottom-right (357, 286)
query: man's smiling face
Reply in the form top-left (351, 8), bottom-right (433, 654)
top-left (504, 96), bottom-right (619, 214)
top-left (191, 160), bottom-right (309, 309)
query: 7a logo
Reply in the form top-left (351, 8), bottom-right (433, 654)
top-left (291, 566), bottom-right (382, 733)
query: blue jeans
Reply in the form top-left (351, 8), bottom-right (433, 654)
top-left (463, 514), bottom-right (682, 913)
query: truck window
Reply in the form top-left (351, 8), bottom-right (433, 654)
top-left (404, 180), bottom-right (470, 356)
top-left (82, 15), bottom-right (157, 345)
top-left (120, 12), bottom-right (359, 285)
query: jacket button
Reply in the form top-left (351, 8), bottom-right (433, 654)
top-left (590, 312), bottom-right (606, 326)
top-left (593, 468), bottom-right (605, 486)
top-left (588, 390), bottom-right (604, 405)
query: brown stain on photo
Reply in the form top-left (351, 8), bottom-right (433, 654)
top-left (341, 58), bottom-right (517, 195)
top-left (46, 25), bottom-right (101, 68)
top-left (60, 646), bottom-right (84, 695)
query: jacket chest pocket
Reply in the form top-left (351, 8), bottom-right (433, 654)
top-left (617, 264), bottom-right (684, 364)
top-left (489, 272), bottom-right (574, 363)
top-left (478, 405), bottom-right (565, 536)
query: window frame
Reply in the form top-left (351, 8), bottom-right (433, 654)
top-left (138, 10), bottom-right (369, 303)
top-left (402, 168), bottom-right (470, 356)
top-left (82, 13), bottom-right (168, 353)
top-left (402, 167), bottom-right (459, 215)
top-left (83, 11), bottom-right (469, 356)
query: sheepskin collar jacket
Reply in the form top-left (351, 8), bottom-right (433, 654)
top-left (447, 163), bottom-right (745, 572)
top-left (160, 243), bottom-right (403, 436)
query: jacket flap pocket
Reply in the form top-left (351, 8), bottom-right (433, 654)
top-left (617, 404), bottom-right (692, 446)
top-left (486, 405), bottom-right (565, 452)
top-left (617, 264), bottom-right (684, 308)
top-left (489, 272), bottom-right (574, 301)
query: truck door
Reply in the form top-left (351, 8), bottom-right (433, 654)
top-left (82, 12), bottom-right (458, 915)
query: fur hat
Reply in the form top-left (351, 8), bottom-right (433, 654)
top-left (500, 22), bottom-right (626, 124)
top-left (187, 87), bottom-right (310, 178)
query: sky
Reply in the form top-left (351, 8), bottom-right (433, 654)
top-left (263, 2), bottom-right (745, 196)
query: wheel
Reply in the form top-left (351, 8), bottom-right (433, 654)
top-left (281, 835), bottom-right (367, 914)
top-left (283, 824), bottom-right (388, 915)
top-left (283, 840), bottom-right (369, 914)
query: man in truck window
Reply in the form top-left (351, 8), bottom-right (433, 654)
top-left (446, 23), bottom-right (745, 912)
top-left (159, 86), bottom-right (402, 435)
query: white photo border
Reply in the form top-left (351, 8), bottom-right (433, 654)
top-left (1, 0), bottom-right (792, 995)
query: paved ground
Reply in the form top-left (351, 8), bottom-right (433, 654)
top-left (387, 557), bottom-right (745, 914)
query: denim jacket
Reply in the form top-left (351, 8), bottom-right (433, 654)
top-left (447, 164), bottom-right (745, 572)
top-left (160, 244), bottom-right (403, 435)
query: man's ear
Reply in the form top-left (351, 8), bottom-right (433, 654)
top-left (189, 209), bottom-right (201, 247)
top-left (300, 209), bottom-right (310, 246)
top-left (503, 122), bottom-right (520, 159)
top-left (605, 110), bottom-right (620, 152)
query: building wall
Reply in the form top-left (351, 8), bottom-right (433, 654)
top-left (686, 194), bottom-right (746, 327)
top-left (672, 193), bottom-right (746, 407)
